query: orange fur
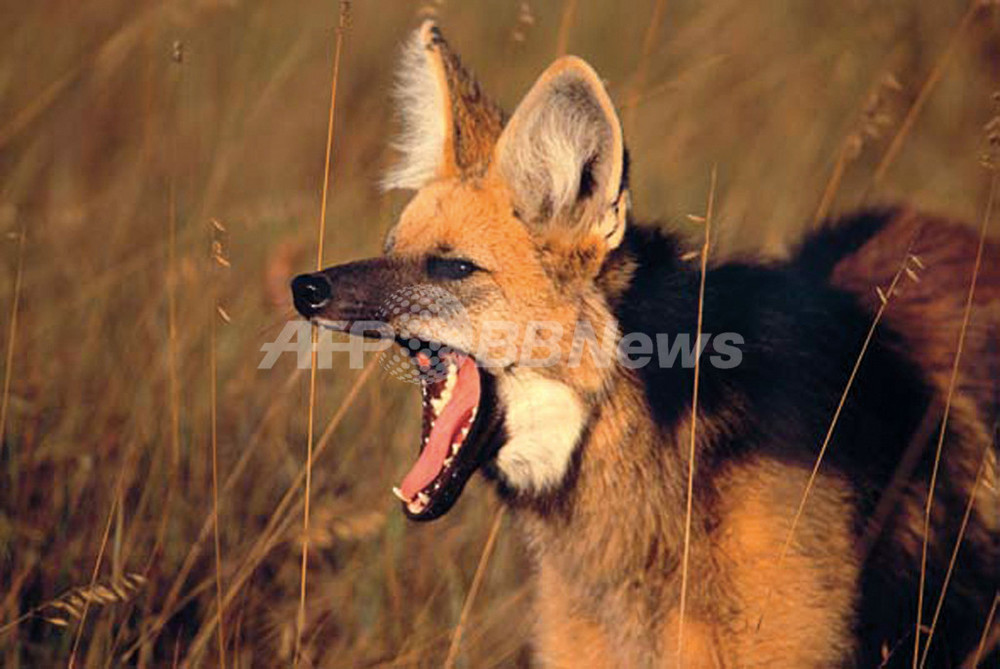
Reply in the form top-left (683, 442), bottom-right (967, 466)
top-left (388, 179), bottom-right (619, 395)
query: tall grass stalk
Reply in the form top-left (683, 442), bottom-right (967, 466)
top-left (555, 0), bottom-right (578, 57)
top-left (444, 507), bottom-right (506, 669)
top-left (209, 221), bottom-right (228, 668)
top-left (295, 3), bottom-right (350, 665)
top-left (676, 165), bottom-right (715, 661)
top-left (0, 224), bottom-right (25, 454)
top-left (918, 428), bottom-right (994, 668)
top-left (969, 591), bottom-right (999, 667)
top-left (913, 163), bottom-right (996, 669)
top-left (814, 60), bottom-right (901, 225)
top-left (146, 37), bottom-right (186, 590)
top-left (167, 42), bottom-right (183, 504)
top-left (870, 0), bottom-right (979, 189)
top-left (68, 474), bottom-right (122, 668)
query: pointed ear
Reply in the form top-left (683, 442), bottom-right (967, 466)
top-left (493, 56), bottom-right (629, 249)
top-left (382, 21), bottom-right (505, 191)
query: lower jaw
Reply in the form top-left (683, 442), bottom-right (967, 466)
top-left (399, 374), bottom-right (503, 521)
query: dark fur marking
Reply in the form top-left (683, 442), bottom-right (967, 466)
top-left (792, 207), bottom-right (902, 281)
top-left (578, 154), bottom-right (598, 201)
top-left (591, 213), bottom-right (993, 666)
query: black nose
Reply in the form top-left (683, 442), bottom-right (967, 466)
top-left (291, 273), bottom-right (332, 318)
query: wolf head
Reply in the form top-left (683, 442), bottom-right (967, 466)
top-left (292, 21), bottom-right (633, 520)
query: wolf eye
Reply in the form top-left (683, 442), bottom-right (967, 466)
top-left (426, 257), bottom-right (481, 281)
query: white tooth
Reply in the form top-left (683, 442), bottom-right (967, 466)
top-left (451, 441), bottom-right (460, 455)
top-left (417, 492), bottom-right (430, 505)
top-left (392, 486), bottom-right (410, 503)
top-left (407, 499), bottom-right (425, 514)
top-left (460, 427), bottom-right (469, 438)
top-left (443, 456), bottom-right (453, 468)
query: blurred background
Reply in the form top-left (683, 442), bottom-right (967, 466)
top-left (0, 0), bottom-right (998, 666)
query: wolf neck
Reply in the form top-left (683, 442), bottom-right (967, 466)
top-left (504, 226), bottom-right (705, 588)
top-left (513, 365), bottom-right (695, 590)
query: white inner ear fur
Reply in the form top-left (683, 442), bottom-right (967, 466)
top-left (381, 23), bottom-right (448, 191)
top-left (495, 57), bottom-right (625, 244)
top-left (495, 370), bottom-right (587, 492)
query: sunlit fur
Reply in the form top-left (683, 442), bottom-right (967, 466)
top-left (495, 370), bottom-right (587, 492)
top-left (381, 23), bottom-right (447, 190)
top-left (381, 21), bottom-right (504, 191)
top-left (495, 56), bottom-right (625, 244)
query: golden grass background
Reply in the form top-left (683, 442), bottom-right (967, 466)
top-left (1, 0), bottom-right (998, 666)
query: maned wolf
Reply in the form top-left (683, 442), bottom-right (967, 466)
top-left (291, 21), bottom-right (999, 667)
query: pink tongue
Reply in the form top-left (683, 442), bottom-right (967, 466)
top-left (399, 355), bottom-right (481, 500)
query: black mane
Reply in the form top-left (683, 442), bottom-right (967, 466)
top-left (611, 215), bottom-right (934, 518)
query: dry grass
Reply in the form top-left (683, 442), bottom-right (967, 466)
top-left (296, 4), bottom-right (351, 665)
top-left (913, 144), bottom-right (997, 669)
top-left (0, 225), bottom-right (24, 453)
top-left (918, 425), bottom-right (996, 668)
top-left (444, 506), bottom-right (506, 669)
top-left (972, 591), bottom-right (1000, 667)
top-left (209, 219), bottom-right (228, 668)
top-left (0, 1), bottom-right (997, 666)
top-left (676, 164), bottom-right (715, 660)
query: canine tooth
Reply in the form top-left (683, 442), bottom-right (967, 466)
top-left (443, 368), bottom-right (457, 396)
top-left (417, 492), bottom-right (430, 505)
top-left (392, 487), bottom-right (410, 503)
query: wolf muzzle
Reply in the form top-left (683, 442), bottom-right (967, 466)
top-left (291, 257), bottom-right (426, 325)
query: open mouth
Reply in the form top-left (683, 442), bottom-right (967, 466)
top-left (390, 342), bottom-right (499, 520)
top-left (306, 312), bottom-right (501, 520)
